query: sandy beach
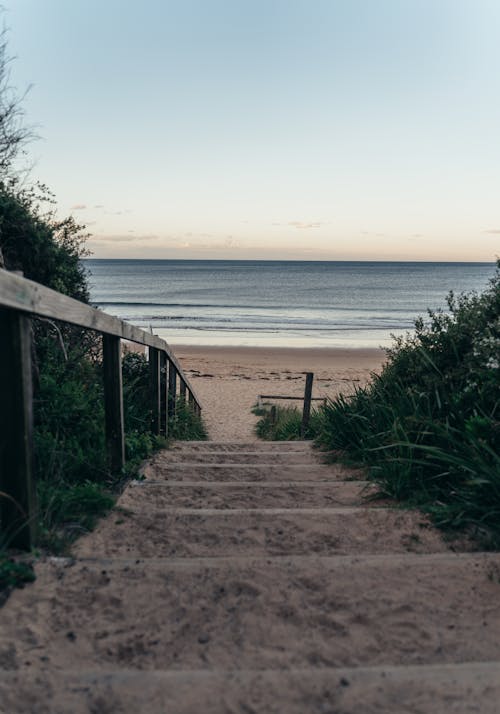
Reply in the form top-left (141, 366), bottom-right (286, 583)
top-left (174, 345), bottom-right (386, 441)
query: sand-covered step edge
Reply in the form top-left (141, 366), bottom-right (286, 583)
top-left (120, 481), bottom-right (376, 509)
top-left (139, 463), bottom-right (364, 482)
top-left (130, 479), bottom-right (373, 488)
top-left (2, 553), bottom-right (499, 674)
top-left (74, 505), bottom-right (446, 558)
top-left (170, 441), bottom-right (315, 450)
top-left (0, 662), bottom-right (499, 714)
top-left (157, 452), bottom-right (320, 464)
top-left (71, 549), bottom-right (492, 569)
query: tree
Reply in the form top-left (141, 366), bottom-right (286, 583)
top-left (0, 19), bottom-right (34, 268)
top-left (0, 25), bottom-right (32, 178)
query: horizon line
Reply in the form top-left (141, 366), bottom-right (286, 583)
top-left (83, 257), bottom-right (496, 264)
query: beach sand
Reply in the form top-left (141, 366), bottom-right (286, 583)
top-left (174, 345), bottom-right (386, 441)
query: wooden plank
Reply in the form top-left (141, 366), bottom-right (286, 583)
top-left (102, 335), bottom-right (125, 473)
top-left (259, 395), bottom-right (325, 401)
top-left (0, 309), bottom-right (37, 549)
top-left (149, 347), bottom-right (161, 435)
top-left (0, 270), bottom-right (201, 409)
top-left (301, 372), bottom-right (314, 437)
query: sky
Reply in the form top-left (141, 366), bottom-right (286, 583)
top-left (5, 0), bottom-right (500, 261)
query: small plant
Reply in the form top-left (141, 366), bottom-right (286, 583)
top-left (254, 403), bottom-right (321, 440)
top-left (0, 552), bottom-right (35, 599)
top-left (37, 480), bottom-right (115, 553)
top-left (169, 398), bottom-right (207, 440)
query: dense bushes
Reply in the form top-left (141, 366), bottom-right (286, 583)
top-left (315, 262), bottom-right (500, 544)
top-left (0, 180), bottom-right (205, 554)
top-left (0, 181), bottom-right (89, 300)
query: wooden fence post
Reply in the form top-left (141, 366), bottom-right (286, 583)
top-left (168, 360), bottom-right (177, 421)
top-left (159, 351), bottom-right (168, 437)
top-left (0, 309), bottom-right (37, 549)
top-left (180, 378), bottom-right (187, 401)
top-left (102, 335), bottom-right (125, 473)
top-left (301, 372), bottom-right (314, 438)
top-left (149, 347), bottom-right (161, 435)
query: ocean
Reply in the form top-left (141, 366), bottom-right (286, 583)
top-left (85, 260), bottom-right (497, 348)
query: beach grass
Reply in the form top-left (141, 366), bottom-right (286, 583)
top-left (253, 402), bottom-right (321, 440)
top-left (314, 261), bottom-right (500, 545)
top-left (31, 352), bottom-right (206, 555)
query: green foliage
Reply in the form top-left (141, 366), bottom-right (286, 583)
top-left (0, 174), bottom-right (205, 558)
top-left (315, 262), bottom-right (500, 544)
top-left (122, 351), bottom-right (207, 444)
top-left (254, 403), bottom-right (321, 440)
top-left (0, 553), bottom-right (35, 593)
top-left (37, 480), bottom-right (114, 552)
top-left (0, 33), bottom-right (205, 564)
top-left (122, 351), bottom-right (151, 437)
top-left (169, 397), bottom-right (207, 440)
top-left (34, 339), bottom-right (107, 485)
top-left (0, 180), bottom-right (89, 301)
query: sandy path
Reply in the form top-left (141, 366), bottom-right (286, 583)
top-left (175, 345), bottom-right (385, 440)
top-left (1, 441), bottom-right (499, 712)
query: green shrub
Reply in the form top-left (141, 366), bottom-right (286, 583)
top-left (34, 339), bottom-right (107, 485)
top-left (169, 397), bottom-right (207, 440)
top-left (254, 403), bottom-right (321, 440)
top-left (37, 480), bottom-right (114, 552)
top-left (1, 183), bottom-right (205, 558)
top-left (315, 261), bottom-right (500, 543)
top-left (0, 554), bottom-right (35, 594)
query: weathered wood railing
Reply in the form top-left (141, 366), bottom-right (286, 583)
top-left (258, 372), bottom-right (324, 436)
top-left (0, 269), bottom-right (202, 550)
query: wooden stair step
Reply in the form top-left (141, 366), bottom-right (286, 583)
top-left (159, 451), bottom-right (317, 465)
top-left (120, 480), bottom-right (375, 509)
top-left (2, 553), bottom-right (499, 672)
top-left (142, 462), bottom-right (350, 481)
top-left (1, 662), bottom-right (499, 714)
top-left (170, 440), bottom-right (314, 452)
top-left (75, 506), bottom-right (449, 559)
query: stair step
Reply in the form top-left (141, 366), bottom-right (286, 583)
top-left (2, 554), bottom-right (498, 672)
top-left (75, 506), bottom-right (449, 558)
top-left (141, 462), bottom-right (354, 482)
top-left (2, 662), bottom-right (499, 714)
top-left (171, 441), bottom-right (314, 452)
top-left (159, 451), bottom-right (317, 465)
top-left (121, 480), bottom-right (375, 509)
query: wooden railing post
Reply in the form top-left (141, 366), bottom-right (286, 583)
top-left (180, 378), bottom-right (187, 401)
top-left (159, 351), bottom-right (168, 437)
top-left (168, 359), bottom-right (177, 421)
top-left (102, 335), bottom-right (125, 473)
top-left (0, 309), bottom-right (37, 549)
top-left (149, 347), bottom-right (161, 435)
top-left (301, 372), bottom-right (314, 437)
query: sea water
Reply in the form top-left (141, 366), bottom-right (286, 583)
top-left (85, 260), bottom-right (496, 348)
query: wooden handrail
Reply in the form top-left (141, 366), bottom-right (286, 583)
top-left (0, 269), bottom-right (202, 550)
top-left (0, 269), bottom-right (197, 397)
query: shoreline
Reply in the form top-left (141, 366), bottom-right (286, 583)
top-left (171, 343), bottom-right (386, 355)
top-left (173, 344), bottom-right (386, 441)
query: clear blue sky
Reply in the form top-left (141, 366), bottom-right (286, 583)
top-left (6, 0), bottom-right (500, 260)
